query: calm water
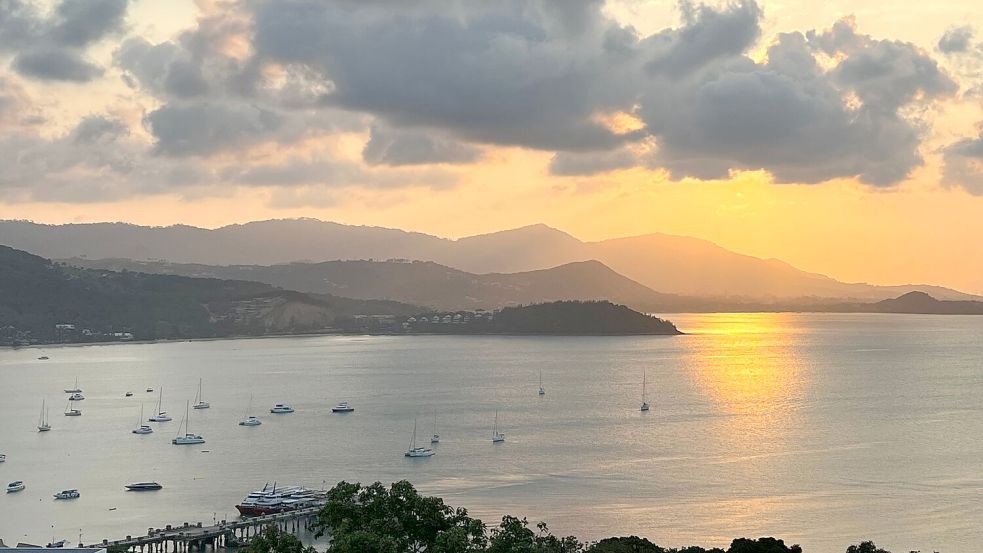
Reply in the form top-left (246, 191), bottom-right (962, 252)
top-left (1, 313), bottom-right (981, 552)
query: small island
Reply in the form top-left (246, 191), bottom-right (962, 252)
top-left (397, 300), bottom-right (681, 336)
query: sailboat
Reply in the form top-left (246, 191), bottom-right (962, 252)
top-left (64, 377), bottom-right (82, 394)
top-left (193, 378), bottom-right (210, 409)
top-left (404, 418), bottom-right (435, 457)
top-left (38, 399), bottom-right (51, 431)
top-left (63, 399), bottom-right (81, 416)
top-left (239, 394), bottom-right (261, 426)
top-left (430, 409), bottom-right (440, 444)
top-left (640, 371), bottom-right (650, 412)
top-left (492, 411), bottom-right (505, 443)
top-left (538, 370), bottom-right (546, 396)
top-left (148, 387), bottom-right (172, 422)
top-left (172, 401), bottom-right (205, 444)
top-left (132, 404), bottom-right (153, 434)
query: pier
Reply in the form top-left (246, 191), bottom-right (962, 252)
top-left (86, 508), bottom-right (321, 552)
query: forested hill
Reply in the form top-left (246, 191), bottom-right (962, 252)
top-left (406, 301), bottom-right (681, 336)
top-left (0, 245), bottom-right (418, 345)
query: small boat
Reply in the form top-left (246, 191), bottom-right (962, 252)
top-left (64, 377), bottom-right (82, 394)
top-left (47, 540), bottom-right (67, 548)
top-left (53, 489), bottom-right (80, 500)
top-left (331, 401), bottom-right (354, 413)
top-left (133, 404), bottom-right (153, 434)
top-left (68, 392), bottom-right (84, 401)
top-left (404, 419), bottom-right (435, 458)
top-left (192, 378), bottom-right (209, 409)
top-left (538, 369), bottom-right (546, 396)
top-left (640, 371), bottom-right (650, 412)
top-left (492, 411), bottom-right (505, 443)
top-left (125, 391), bottom-right (133, 397)
top-left (430, 409), bottom-right (440, 444)
top-left (172, 401), bottom-right (205, 445)
top-left (0, 454), bottom-right (5, 462)
top-left (64, 399), bottom-right (81, 417)
top-left (270, 404), bottom-right (294, 414)
top-left (7, 481), bottom-right (25, 493)
top-left (125, 482), bottom-right (162, 491)
top-left (38, 399), bottom-right (51, 432)
top-left (38, 356), bottom-right (49, 360)
top-left (239, 416), bottom-right (262, 426)
top-left (146, 387), bottom-right (154, 392)
top-left (239, 395), bottom-right (262, 426)
top-left (149, 387), bottom-right (171, 422)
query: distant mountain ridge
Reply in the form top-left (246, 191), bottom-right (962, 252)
top-left (0, 218), bottom-right (976, 302)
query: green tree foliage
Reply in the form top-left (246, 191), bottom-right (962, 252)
top-left (586, 535), bottom-right (725, 553)
top-left (487, 516), bottom-right (581, 553)
top-left (245, 525), bottom-right (317, 553)
top-left (845, 542), bottom-right (891, 553)
top-left (727, 538), bottom-right (802, 553)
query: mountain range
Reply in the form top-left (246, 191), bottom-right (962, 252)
top-left (0, 218), bottom-right (977, 302)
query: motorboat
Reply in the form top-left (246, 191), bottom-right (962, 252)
top-left (47, 540), bottom-right (67, 548)
top-left (125, 482), bottom-right (162, 491)
top-left (405, 418), bottom-right (435, 457)
top-left (270, 404), bottom-right (294, 414)
top-left (133, 404), bottom-right (153, 434)
top-left (239, 416), bottom-right (262, 427)
top-left (0, 454), bottom-right (5, 462)
top-left (53, 489), bottom-right (80, 500)
top-left (146, 387), bottom-right (154, 392)
top-left (64, 377), bottom-right (82, 394)
top-left (38, 356), bottom-right (49, 360)
top-left (492, 411), bottom-right (505, 443)
top-left (7, 481), bottom-right (25, 493)
top-left (538, 370), bottom-right (546, 396)
top-left (172, 401), bottom-right (205, 445)
top-left (149, 387), bottom-right (171, 421)
top-left (64, 399), bottom-right (81, 416)
top-left (125, 391), bottom-right (133, 397)
top-left (331, 401), bottom-right (354, 413)
top-left (38, 399), bottom-right (51, 432)
top-left (68, 393), bottom-right (84, 401)
top-left (192, 378), bottom-right (209, 409)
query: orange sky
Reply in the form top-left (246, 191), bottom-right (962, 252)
top-left (1, 0), bottom-right (983, 293)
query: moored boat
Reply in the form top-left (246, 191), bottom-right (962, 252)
top-left (270, 403), bottom-right (294, 414)
top-left (125, 482), bottom-right (162, 491)
top-left (331, 401), bottom-right (354, 413)
top-left (6, 480), bottom-right (24, 493)
top-left (53, 489), bottom-right (80, 500)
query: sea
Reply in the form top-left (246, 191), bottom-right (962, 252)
top-left (1, 313), bottom-right (981, 552)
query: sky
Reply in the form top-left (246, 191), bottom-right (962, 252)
top-left (1, 0), bottom-right (983, 293)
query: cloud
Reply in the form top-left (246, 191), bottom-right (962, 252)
top-left (145, 102), bottom-right (283, 157)
top-left (942, 131), bottom-right (983, 195)
top-left (0, 0), bottom-right (128, 82)
top-left (549, 147), bottom-right (641, 176)
top-left (362, 126), bottom-right (481, 166)
top-left (938, 26), bottom-right (974, 54)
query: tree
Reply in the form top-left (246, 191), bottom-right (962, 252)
top-left (727, 538), bottom-right (802, 553)
top-left (487, 517), bottom-right (581, 553)
top-left (245, 524), bottom-right (317, 553)
top-left (312, 480), bottom-right (487, 553)
top-left (845, 542), bottom-right (891, 553)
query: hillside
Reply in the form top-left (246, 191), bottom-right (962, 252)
top-left (405, 301), bottom-right (681, 335)
top-left (831, 291), bottom-right (983, 315)
top-left (63, 258), bottom-right (677, 311)
top-left (0, 246), bottom-right (419, 345)
top-left (1, 219), bottom-right (977, 302)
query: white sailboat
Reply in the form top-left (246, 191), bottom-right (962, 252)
top-left (640, 371), bottom-right (650, 412)
top-left (239, 395), bottom-right (261, 426)
top-left (430, 409), bottom-right (440, 444)
top-left (149, 387), bottom-right (172, 422)
top-left (64, 377), bottom-right (81, 394)
top-left (404, 418), bottom-right (435, 457)
top-left (193, 378), bottom-right (210, 409)
top-left (492, 411), bottom-right (505, 443)
top-left (538, 370), bottom-right (546, 396)
top-left (64, 399), bottom-right (81, 417)
top-left (38, 399), bottom-right (51, 432)
top-left (132, 404), bottom-right (153, 434)
top-left (172, 401), bottom-right (205, 445)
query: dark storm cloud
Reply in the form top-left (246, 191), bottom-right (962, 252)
top-left (362, 126), bottom-right (481, 166)
top-left (548, 148), bottom-right (640, 176)
top-left (0, 0), bottom-right (128, 82)
top-left (144, 102), bottom-right (283, 157)
top-left (938, 26), bottom-right (974, 54)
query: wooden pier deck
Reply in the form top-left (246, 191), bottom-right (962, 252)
top-left (86, 508), bottom-right (321, 552)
